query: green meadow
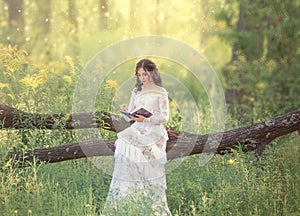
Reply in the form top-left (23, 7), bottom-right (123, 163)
top-left (1, 0), bottom-right (300, 215)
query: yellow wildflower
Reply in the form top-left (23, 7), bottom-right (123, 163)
top-left (63, 75), bottom-right (72, 84)
top-left (49, 61), bottom-right (62, 75)
top-left (256, 82), bottom-right (265, 89)
top-left (39, 69), bottom-right (48, 82)
top-left (0, 82), bottom-right (9, 89)
top-left (227, 158), bottom-right (237, 165)
top-left (64, 55), bottom-right (74, 67)
top-left (20, 74), bottom-right (44, 88)
top-left (104, 79), bottom-right (119, 90)
top-left (0, 44), bottom-right (28, 73)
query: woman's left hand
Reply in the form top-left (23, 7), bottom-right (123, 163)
top-left (130, 114), bottom-right (146, 122)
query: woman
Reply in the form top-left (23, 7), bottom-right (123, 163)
top-left (104, 59), bottom-right (171, 215)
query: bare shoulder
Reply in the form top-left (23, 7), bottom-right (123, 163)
top-left (154, 86), bottom-right (168, 94)
top-left (148, 86), bottom-right (168, 96)
top-left (139, 85), bottom-right (168, 96)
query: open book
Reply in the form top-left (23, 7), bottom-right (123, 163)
top-left (121, 107), bottom-right (153, 118)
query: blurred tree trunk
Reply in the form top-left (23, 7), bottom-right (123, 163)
top-left (67, 0), bottom-right (80, 58)
top-left (230, 3), bottom-right (245, 62)
top-left (233, 0), bottom-right (265, 62)
top-left (200, 0), bottom-right (208, 45)
top-left (220, 0), bottom-right (266, 114)
top-left (35, 0), bottom-right (52, 34)
top-left (34, 0), bottom-right (52, 56)
top-left (68, 0), bottom-right (78, 31)
top-left (5, 0), bottom-right (25, 45)
top-left (129, 0), bottom-right (140, 34)
top-left (0, 0), bottom-right (6, 32)
top-left (154, 0), bottom-right (161, 34)
top-left (99, 0), bottom-right (109, 30)
top-left (222, 2), bottom-right (245, 105)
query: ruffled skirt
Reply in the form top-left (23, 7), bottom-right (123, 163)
top-left (104, 122), bottom-right (171, 215)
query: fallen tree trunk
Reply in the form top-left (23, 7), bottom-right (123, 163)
top-left (0, 104), bottom-right (128, 132)
top-left (2, 104), bottom-right (299, 165)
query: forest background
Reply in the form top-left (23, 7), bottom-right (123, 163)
top-left (0, 0), bottom-right (299, 215)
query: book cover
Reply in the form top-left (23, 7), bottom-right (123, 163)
top-left (121, 107), bottom-right (153, 118)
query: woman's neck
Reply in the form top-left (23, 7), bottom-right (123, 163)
top-left (142, 82), bottom-right (157, 89)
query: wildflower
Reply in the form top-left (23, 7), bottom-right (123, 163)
top-left (63, 75), bottom-right (72, 84)
top-left (0, 82), bottom-right (9, 89)
top-left (256, 82), bottom-right (265, 89)
top-left (227, 158), bottom-right (236, 165)
top-left (104, 79), bottom-right (119, 90)
top-left (0, 44), bottom-right (28, 73)
top-left (39, 69), bottom-right (48, 82)
top-left (64, 55), bottom-right (74, 67)
top-left (49, 61), bottom-right (62, 75)
top-left (50, 68), bottom-right (60, 74)
top-left (20, 74), bottom-right (44, 88)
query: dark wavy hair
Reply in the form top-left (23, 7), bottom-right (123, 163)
top-left (135, 59), bottom-right (162, 91)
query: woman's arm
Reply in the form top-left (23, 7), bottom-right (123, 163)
top-left (121, 89), bottom-right (136, 122)
top-left (143, 92), bottom-right (169, 124)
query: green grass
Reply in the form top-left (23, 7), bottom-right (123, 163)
top-left (0, 157), bottom-right (109, 215)
top-left (167, 134), bottom-right (300, 216)
top-left (1, 132), bottom-right (299, 215)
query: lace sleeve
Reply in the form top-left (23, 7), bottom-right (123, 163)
top-left (127, 89), bottom-right (136, 113)
top-left (122, 89), bottom-right (136, 122)
top-left (145, 92), bottom-right (169, 124)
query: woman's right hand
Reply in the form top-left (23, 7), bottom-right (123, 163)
top-left (120, 104), bottom-right (128, 112)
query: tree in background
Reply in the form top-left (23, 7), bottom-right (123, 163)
top-left (1, 0), bottom-right (298, 120)
top-left (34, 0), bottom-right (52, 56)
top-left (4, 0), bottom-right (25, 45)
top-left (217, 0), bottom-right (300, 121)
top-left (99, 0), bottom-right (109, 30)
top-left (67, 0), bottom-right (80, 58)
top-left (35, 0), bottom-right (52, 35)
top-left (129, 0), bottom-right (140, 35)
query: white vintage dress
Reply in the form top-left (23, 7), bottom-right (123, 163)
top-left (105, 86), bottom-right (171, 215)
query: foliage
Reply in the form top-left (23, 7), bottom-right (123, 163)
top-left (215, 0), bottom-right (300, 124)
top-left (0, 0), bottom-right (299, 215)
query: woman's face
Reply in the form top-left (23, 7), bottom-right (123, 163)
top-left (137, 68), bottom-right (151, 84)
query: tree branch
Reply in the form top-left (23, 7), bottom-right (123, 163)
top-left (0, 104), bottom-right (129, 132)
top-left (2, 104), bottom-right (299, 166)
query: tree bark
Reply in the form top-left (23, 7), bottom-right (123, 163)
top-left (1, 104), bottom-right (299, 165)
top-left (0, 104), bottom-right (129, 132)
